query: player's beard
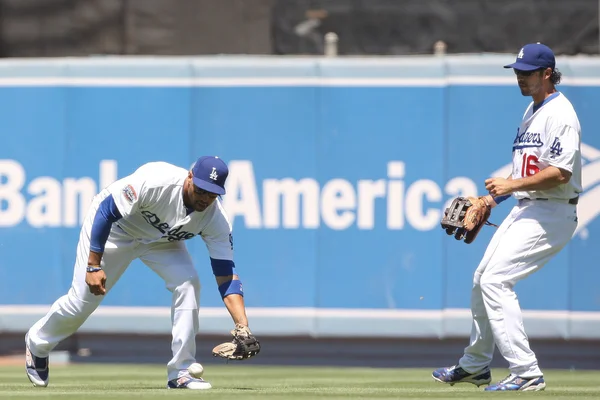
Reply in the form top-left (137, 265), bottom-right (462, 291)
top-left (519, 79), bottom-right (543, 97)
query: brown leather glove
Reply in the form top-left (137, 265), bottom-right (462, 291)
top-left (212, 324), bottom-right (261, 360)
top-left (441, 196), bottom-right (492, 244)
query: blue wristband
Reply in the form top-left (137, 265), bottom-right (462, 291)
top-left (218, 279), bottom-right (244, 299)
top-left (493, 194), bottom-right (511, 205)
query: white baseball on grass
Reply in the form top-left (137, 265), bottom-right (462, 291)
top-left (188, 363), bottom-right (204, 378)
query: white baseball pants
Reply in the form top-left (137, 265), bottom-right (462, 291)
top-left (26, 198), bottom-right (201, 381)
top-left (458, 199), bottom-right (577, 378)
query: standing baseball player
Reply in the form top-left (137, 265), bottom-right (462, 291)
top-left (25, 156), bottom-right (260, 390)
top-left (432, 43), bottom-right (581, 391)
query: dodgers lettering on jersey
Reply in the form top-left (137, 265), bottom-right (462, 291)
top-left (511, 92), bottom-right (582, 201)
top-left (96, 162), bottom-right (233, 261)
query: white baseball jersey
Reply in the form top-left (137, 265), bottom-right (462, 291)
top-left (458, 92), bottom-right (581, 379)
top-left (27, 161), bottom-right (234, 382)
top-left (511, 92), bottom-right (582, 201)
top-left (104, 161), bottom-right (233, 260)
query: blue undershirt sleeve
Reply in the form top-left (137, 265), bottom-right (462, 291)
top-left (90, 194), bottom-right (123, 253)
top-left (210, 258), bottom-right (235, 276)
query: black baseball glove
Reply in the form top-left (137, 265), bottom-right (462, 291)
top-left (441, 196), bottom-right (494, 244)
top-left (212, 324), bottom-right (261, 360)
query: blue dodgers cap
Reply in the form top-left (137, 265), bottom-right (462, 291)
top-left (191, 156), bottom-right (228, 195)
top-left (504, 43), bottom-right (556, 71)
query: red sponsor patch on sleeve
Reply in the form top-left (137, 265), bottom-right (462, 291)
top-left (122, 184), bottom-right (137, 204)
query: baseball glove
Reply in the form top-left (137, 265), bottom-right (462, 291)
top-left (212, 324), bottom-right (261, 360)
top-left (440, 196), bottom-right (493, 244)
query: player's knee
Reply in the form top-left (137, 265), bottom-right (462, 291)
top-left (175, 276), bottom-right (201, 293)
top-left (171, 276), bottom-right (201, 309)
top-left (189, 276), bottom-right (201, 295)
top-left (478, 273), bottom-right (506, 295)
top-left (166, 269), bottom-right (200, 291)
top-left (472, 271), bottom-right (482, 286)
top-left (70, 287), bottom-right (103, 310)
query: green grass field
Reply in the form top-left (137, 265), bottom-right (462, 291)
top-left (1, 364), bottom-right (599, 399)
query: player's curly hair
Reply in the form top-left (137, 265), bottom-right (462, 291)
top-left (550, 68), bottom-right (562, 85)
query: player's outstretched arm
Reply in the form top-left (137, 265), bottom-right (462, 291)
top-left (216, 275), bottom-right (249, 326)
top-left (211, 275), bottom-right (261, 360)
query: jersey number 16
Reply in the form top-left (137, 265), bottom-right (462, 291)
top-left (521, 153), bottom-right (540, 177)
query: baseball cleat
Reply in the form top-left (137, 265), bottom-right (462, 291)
top-left (484, 375), bottom-right (546, 391)
top-left (25, 337), bottom-right (49, 387)
top-left (432, 365), bottom-right (491, 387)
top-left (167, 374), bottom-right (212, 390)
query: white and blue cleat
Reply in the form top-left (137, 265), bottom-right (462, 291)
top-left (167, 374), bottom-right (212, 390)
top-left (25, 341), bottom-right (49, 387)
top-left (432, 365), bottom-right (492, 387)
top-left (484, 375), bottom-right (546, 391)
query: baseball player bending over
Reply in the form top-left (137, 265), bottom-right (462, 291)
top-left (433, 43), bottom-right (581, 391)
top-left (25, 156), bottom-right (260, 390)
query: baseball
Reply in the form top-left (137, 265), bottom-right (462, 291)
top-left (188, 363), bottom-right (204, 378)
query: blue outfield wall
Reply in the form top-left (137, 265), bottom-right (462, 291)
top-left (1, 55), bottom-right (600, 338)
